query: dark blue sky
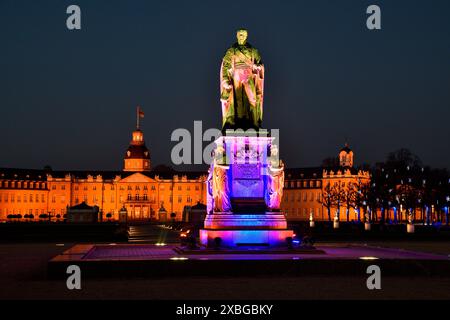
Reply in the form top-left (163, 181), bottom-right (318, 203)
top-left (1, 0), bottom-right (449, 171)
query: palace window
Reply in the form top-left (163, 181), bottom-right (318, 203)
top-left (187, 196), bottom-right (192, 203)
top-left (41, 194), bottom-right (45, 202)
top-left (35, 194), bottom-right (39, 203)
top-left (127, 194), bottom-right (132, 201)
top-left (83, 195), bottom-right (87, 202)
top-left (93, 186), bottom-right (96, 191)
top-left (29, 194), bottom-right (33, 202)
top-left (61, 185), bottom-right (65, 190)
top-left (151, 185), bottom-right (156, 191)
top-left (303, 193), bottom-right (307, 201)
top-left (23, 194), bottom-right (26, 203)
top-left (11, 195), bottom-right (14, 203)
top-left (178, 186), bottom-right (182, 191)
top-left (135, 186), bottom-right (140, 191)
top-left (52, 185), bottom-right (56, 190)
top-left (75, 186), bottom-right (79, 191)
top-left (143, 186), bottom-right (147, 191)
top-left (128, 186), bottom-right (132, 191)
top-left (84, 186), bottom-right (88, 191)
top-left (187, 186), bottom-right (190, 191)
top-left (135, 194), bottom-right (140, 201)
top-left (52, 196), bottom-right (55, 203)
top-left (143, 194), bottom-right (148, 201)
top-left (195, 186), bottom-right (199, 191)
top-left (178, 196), bottom-right (182, 203)
top-left (111, 185), bottom-right (115, 191)
top-left (75, 197), bottom-right (79, 204)
top-left (111, 195), bottom-right (115, 203)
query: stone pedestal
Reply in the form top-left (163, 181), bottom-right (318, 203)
top-left (364, 222), bottom-right (371, 231)
top-left (200, 132), bottom-right (293, 248)
top-left (407, 223), bottom-right (415, 233)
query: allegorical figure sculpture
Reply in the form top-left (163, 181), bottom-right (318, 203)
top-left (212, 161), bottom-right (231, 212)
top-left (265, 145), bottom-right (285, 211)
top-left (220, 29), bottom-right (264, 131)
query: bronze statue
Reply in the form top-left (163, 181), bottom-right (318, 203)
top-left (220, 29), bottom-right (264, 131)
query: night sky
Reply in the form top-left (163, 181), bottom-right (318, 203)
top-left (1, 0), bottom-right (449, 171)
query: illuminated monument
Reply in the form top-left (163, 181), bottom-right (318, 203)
top-left (200, 29), bottom-right (294, 247)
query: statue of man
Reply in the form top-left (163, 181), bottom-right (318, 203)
top-left (220, 29), bottom-right (264, 131)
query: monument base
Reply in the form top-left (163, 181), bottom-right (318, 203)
top-left (200, 229), bottom-right (294, 248)
top-left (200, 213), bottom-right (293, 248)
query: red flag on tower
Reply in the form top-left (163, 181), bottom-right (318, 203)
top-left (138, 106), bottom-right (144, 118)
top-left (136, 106), bottom-right (145, 129)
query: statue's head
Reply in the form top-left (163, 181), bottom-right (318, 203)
top-left (236, 29), bottom-right (248, 45)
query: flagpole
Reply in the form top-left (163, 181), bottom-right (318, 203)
top-left (136, 106), bottom-right (139, 129)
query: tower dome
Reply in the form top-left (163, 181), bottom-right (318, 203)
top-left (339, 143), bottom-right (353, 168)
top-left (123, 107), bottom-right (151, 172)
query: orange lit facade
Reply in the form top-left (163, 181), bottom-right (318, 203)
top-left (281, 146), bottom-right (370, 221)
top-left (0, 127), bottom-right (369, 222)
top-left (0, 127), bottom-right (207, 222)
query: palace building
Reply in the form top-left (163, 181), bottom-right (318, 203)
top-left (0, 125), bottom-right (207, 222)
top-left (0, 124), bottom-right (369, 222)
top-left (282, 145), bottom-right (370, 221)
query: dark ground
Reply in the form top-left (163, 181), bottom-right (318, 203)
top-left (0, 225), bottom-right (449, 300)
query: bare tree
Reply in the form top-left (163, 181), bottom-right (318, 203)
top-left (330, 182), bottom-right (346, 222)
top-left (318, 182), bottom-right (333, 221)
